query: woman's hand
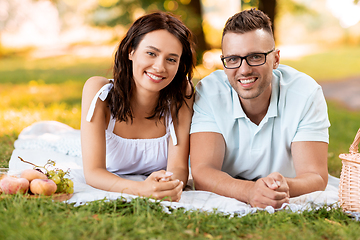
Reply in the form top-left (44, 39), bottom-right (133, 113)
top-left (140, 170), bottom-right (183, 202)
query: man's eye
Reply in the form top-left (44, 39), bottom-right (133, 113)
top-left (248, 54), bottom-right (263, 61)
top-left (227, 57), bottom-right (239, 63)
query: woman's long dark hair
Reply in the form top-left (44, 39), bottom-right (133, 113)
top-left (108, 12), bottom-right (196, 123)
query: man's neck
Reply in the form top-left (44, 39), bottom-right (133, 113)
top-left (239, 88), bottom-right (271, 126)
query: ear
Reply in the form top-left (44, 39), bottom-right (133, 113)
top-left (273, 49), bottom-right (280, 69)
top-left (128, 49), bottom-right (134, 60)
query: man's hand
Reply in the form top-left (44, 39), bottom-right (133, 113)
top-left (263, 172), bottom-right (290, 194)
top-left (247, 172), bottom-right (289, 209)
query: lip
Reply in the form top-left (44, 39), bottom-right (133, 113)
top-left (146, 72), bottom-right (165, 83)
top-left (237, 77), bottom-right (257, 87)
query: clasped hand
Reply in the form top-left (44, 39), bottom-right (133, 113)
top-left (141, 170), bottom-right (183, 202)
top-left (248, 172), bottom-right (289, 209)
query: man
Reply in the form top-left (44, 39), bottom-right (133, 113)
top-left (190, 9), bottom-right (330, 209)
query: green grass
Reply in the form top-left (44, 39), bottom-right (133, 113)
top-left (0, 195), bottom-right (359, 240)
top-left (327, 101), bottom-right (360, 177)
top-left (1, 46), bottom-right (360, 239)
top-left (281, 45), bottom-right (360, 81)
top-left (0, 55), bottom-right (113, 84)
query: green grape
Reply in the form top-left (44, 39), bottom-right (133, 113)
top-left (67, 187), bottom-right (74, 194)
top-left (67, 179), bottom-right (74, 188)
top-left (51, 174), bottom-right (61, 184)
top-left (47, 170), bottom-right (56, 178)
top-left (56, 182), bottom-right (64, 193)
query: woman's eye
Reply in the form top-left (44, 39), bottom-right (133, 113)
top-left (167, 58), bottom-right (177, 63)
top-left (147, 52), bottom-right (156, 57)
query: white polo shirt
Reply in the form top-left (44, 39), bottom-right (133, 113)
top-left (190, 64), bottom-right (330, 180)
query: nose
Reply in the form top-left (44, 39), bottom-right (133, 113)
top-left (237, 59), bottom-right (252, 75)
top-left (153, 58), bottom-right (166, 73)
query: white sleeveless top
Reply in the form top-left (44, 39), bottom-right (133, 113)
top-left (86, 82), bottom-right (177, 176)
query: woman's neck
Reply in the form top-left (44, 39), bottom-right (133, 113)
top-left (131, 89), bottom-right (160, 118)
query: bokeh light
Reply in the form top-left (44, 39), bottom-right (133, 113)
top-left (164, 0), bottom-right (178, 11)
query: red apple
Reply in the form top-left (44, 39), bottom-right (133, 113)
top-left (30, 179), bottom-right (57, 196)
top-left (21, 169), bottom-right (47, 182)
top-left (0, 175), bottom-right (29, 194)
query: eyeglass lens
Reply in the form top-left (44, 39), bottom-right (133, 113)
top-left (224, 53), bottom-right (266, 68)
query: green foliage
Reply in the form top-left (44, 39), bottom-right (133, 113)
top-left (87, 0), bottom-right (202, 37)
top-left (86, 0), bottom-right (207, 61)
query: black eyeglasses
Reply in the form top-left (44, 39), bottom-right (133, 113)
top-left (221, 49), bottom-right (275, 69)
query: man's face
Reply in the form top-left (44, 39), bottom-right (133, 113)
top-left (221, 29), bottom-right (280, 101)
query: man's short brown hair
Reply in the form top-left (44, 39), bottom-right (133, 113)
top-left (222, 8), bottom-right (273, 40)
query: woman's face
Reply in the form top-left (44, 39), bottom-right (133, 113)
top-left (129, 29), bottom-right (183, 95)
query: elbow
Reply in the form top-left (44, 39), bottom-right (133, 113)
top-left (190, 167), bottom-right (208, 191)
top-left (83, 168), bottom-right (98, 187)
top-left (319, 173), bottom-right (328, 191)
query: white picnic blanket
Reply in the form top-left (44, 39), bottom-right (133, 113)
top-left (9, 121), bottom-right (341, 216)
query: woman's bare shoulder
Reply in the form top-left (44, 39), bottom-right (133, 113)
top-left (83, 76), bottom-right (110, 93)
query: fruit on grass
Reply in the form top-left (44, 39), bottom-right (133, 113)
top-left (18, 156), bottom-right (74, 194)
top-left (20, 169), bottom-right (47, 182)
top-left (30, 179), bottom-right (57, 196)
top-left (0, 175), bottom-right (29, 194)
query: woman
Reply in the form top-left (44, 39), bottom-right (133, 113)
top-left (80, 12), bottom-right (196, 202)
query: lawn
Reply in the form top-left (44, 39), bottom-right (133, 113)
top-left (1, 45), bottom-right (360, 239)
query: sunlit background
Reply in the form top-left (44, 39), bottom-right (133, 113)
top-left (1, 0), bottom-right (360, 65)
top-left (1, 0), bottom-right (360, 174)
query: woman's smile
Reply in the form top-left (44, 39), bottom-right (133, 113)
top-left (146, 71), bottom-right (165, 83)
top-left (129, 29), bottom-right (183, 93)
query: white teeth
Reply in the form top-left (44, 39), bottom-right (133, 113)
top-left (239, 78), bottom-right (256, 84)
top-left (147, 72), bottom-right (163, 81)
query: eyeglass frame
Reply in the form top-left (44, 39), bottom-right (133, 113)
top-left (220, 49), bottom-right (275, 69)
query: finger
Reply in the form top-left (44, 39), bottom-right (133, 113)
top-left (152, 181), bottom-right (183, 202)
top-left (262, 178), bottom-right (280, 190)
top-left (160, 172), bottom-right (173, 182)
top-left (148, 170), bottom-right (170, 181)
top-left (162, 181), bottom-right (184, 202)
top-left (260, 185), bottom-right (288, 201)
top-left (274, 182), bottom-right (289, 195)
top-left (153, 179), bottom-right (181, 192)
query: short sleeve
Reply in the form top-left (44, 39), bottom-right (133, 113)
top-left (292, 86), bottom-right (330, 143)
top-left (190, 81), bottom-right (222, 134)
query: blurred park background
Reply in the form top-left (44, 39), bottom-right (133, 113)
top-left (1, 0), bottom-right (360, 177)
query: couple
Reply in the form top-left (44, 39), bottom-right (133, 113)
top-left (81, 9), bottom-right (330, 209)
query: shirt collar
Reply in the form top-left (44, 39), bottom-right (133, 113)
top-left (231, 71), bottom-right (280, 120)
top-left (232, 87), bottom-right (246, 119)
top-left (267, 72), bottom-right (279, 119)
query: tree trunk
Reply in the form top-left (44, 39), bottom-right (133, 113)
top-left (258, 0), bottom-right (276, 38)
top-left (189, 0), bottom-right (209, 61)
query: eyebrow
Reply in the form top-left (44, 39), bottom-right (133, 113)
top-left (146, 46), bottom-right (180, 58)
top-left (224, 52), bottom-right (261, 58)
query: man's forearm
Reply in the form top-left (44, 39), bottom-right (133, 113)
top-left (286, 172), bottom-right (328, 197)
top-left (192, 166), bottom-right (254, 203)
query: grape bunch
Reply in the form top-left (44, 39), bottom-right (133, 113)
top-left (19, 157), bottom-right (74, 194)
top-left (46, 168), bottom-right (74, 194)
